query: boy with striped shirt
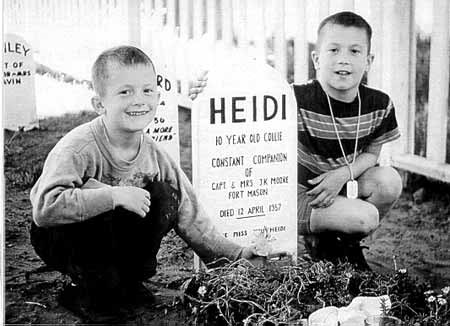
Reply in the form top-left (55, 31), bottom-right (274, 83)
top-left (294, 11), bottom-right (402, 269)
top-left (190, 11), bottom-right (402, 270)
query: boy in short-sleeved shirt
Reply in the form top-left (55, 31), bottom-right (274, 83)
top-left (294, 12), bottom-right (402, 270)
top-left (30, 46), bottom-right (260, 318)
top-left (187, 12), bottom-right (403, 270)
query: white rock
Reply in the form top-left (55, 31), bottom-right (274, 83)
top-left (337, 307), bottom-right (367, 326)
top-left (346, 295), bottom-right (391, 317)
top-left (308, 306), bottom-right (339, 326)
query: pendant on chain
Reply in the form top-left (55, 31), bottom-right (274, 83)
top-left (346, 180), bottom-right (358, 199)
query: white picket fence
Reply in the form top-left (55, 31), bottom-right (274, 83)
top-left (4, 0), bottom-right (450, 182)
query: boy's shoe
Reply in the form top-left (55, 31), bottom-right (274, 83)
top-left (341, 241), bottom-right (371, 271)
top-left (304, 234), bottom-right (372, 271)
top-left (303, 234), bottom-right (344, 264)
top-left (121, 282), bottom-right (156, 306)
top-left (57, 282), bottom-right (126, 323)
top-left (57, 283), bottom-right (91, 317)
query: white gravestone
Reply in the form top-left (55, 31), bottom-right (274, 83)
top-left (3, 34), bottom-right (38, 130)
top-left (144, 65), bottom-right (180, 163)
top-left (192, 55), bottom-right (298, 262)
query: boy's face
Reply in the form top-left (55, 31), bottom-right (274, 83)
top-left (93, 63), bottom-right (160, 134)
top-left (311, 23), bottom-right (374, 101)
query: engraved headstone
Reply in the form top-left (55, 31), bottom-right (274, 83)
top-left (192, 54), bottom-right (298, 263)
top-left (3, 34), bottom-right (38, 130)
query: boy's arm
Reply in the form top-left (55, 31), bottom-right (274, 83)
top-left (32, 149), bottom-right (152, 226)
top-left (174, 169), bottom-right (244, 263)
top-left (158, 153), bottom-right (257, 264)
top-left (30, 150), bottom-right (115, 227)
top-left (306, 144), bottom-right (381, 208)
top-left (333, 143), bottom-right (381, 181)
top-left (347, 143), bottom-right (381, 177)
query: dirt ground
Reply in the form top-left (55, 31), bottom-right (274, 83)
top-left (4, 109), bottom-right (450, 325)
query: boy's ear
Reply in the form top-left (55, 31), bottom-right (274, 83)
top-left (91, 96), bottom-right (105, 115)
top-left (311, 51), bottom-right (320, 70)
top-left (365, 54), bottom-right (375, 72)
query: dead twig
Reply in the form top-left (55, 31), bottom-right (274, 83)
top-left (25, 301), bottom-right (47, 309)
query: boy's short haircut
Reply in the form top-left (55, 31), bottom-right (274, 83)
top-left (92, 45), bottom-right (156, 96)
top-left (317, 11), bottom-right (372, 53)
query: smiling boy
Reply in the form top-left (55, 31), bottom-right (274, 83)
top-left (29, 46), bottom-right (260, 319)
top-left (294, 12), bottom-right (402, 269)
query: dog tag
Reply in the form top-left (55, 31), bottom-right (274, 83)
top-left (346, 180), bottom-right (358, 199)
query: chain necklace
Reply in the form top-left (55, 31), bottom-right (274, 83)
top-left (325, 90), bottom-right (361, 199)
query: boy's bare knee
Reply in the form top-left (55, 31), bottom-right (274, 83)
top-left (378, 167), bottom-right (402, 202)
top-left (348, 204), bottom-right (379, 235)
top-left (360, 206), bottom-right (379, 234)
top-left (311, 198), bottom-right (380, 235)
top-left (368, 167), bottom-right (403, 203)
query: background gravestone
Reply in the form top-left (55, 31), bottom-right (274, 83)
top-left (192, 53), bottom-right (298, 261)
top-left (3, 34), bottom-right (38, 130)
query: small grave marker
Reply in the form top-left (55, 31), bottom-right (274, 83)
top-left (3, 34), bottom-right (38, 130)
top-left (144, 65), bottom-right (180, 163)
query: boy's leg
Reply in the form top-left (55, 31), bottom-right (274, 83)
top-left (298, 166), bottom-right (402, 269)
top-left (298, 184), bottom-right (379, 270)
top-left (30, 181), bottom-right (180, 307)
top-left (301, 194), bottom-right (378, 269)
top-left (298, 185), bottom-right (364, 262)
top-left (357, 166), bottom-right (403, 219)
top-left (306, 166), bottom-right (402, 235)
top-left (30, 214), bottom-right (124, 303)
top-left (116, 181), bottom-right (180, 289)
top-left (30, 214), bottom-right (131, 323)
top-left (309, 196), bottom-right (379, 236)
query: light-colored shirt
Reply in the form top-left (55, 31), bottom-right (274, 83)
top-left (30, 116), bottom-right (243, 262)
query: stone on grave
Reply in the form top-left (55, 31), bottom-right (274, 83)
top-left (3, 34), bottom-right (38, 130)
top-left (192, 51), bottom-right (298, 262)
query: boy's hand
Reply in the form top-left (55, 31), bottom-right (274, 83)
top-left (240, 246), bottom-right (267, 267)
top-left (306, 168), bottom-right (349, 208)
top-left (112, 186), bottom-right (151, 218)
top-left (188, 70), bottom-right (208, 100)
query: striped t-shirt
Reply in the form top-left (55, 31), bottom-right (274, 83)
top-left (293, 80), bottom-right (400, 187)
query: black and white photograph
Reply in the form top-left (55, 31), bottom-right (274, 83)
top-left (2, 0), bottom-right (450, 324)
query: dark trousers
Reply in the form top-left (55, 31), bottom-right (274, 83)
top-left (30, 181), bottom-right (180, 297)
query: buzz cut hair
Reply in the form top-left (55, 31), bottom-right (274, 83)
top-left (316, 11), bottom-right (372, 53)
top-left (91, 45), bottom-right (156, 96)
